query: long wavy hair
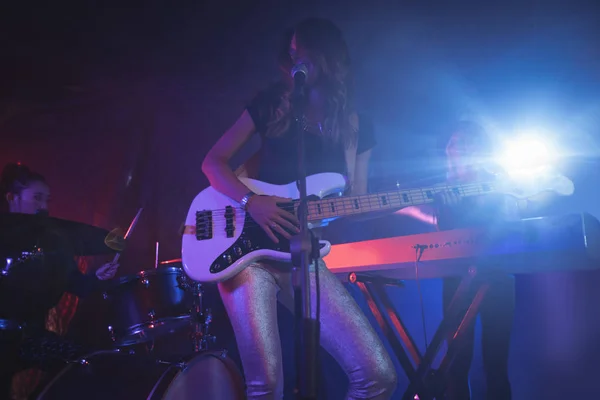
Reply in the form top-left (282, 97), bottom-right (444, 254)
top-left (265, 18), bottom-right (358, 148)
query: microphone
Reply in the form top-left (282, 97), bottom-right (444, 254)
top-left (291, 63), bottom-right (308, 95)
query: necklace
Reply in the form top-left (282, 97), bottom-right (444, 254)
top-left (298, 116), bottom-right (330, 135)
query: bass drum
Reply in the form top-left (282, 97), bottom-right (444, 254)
top-left (34, 349), bottom-right (245, 400)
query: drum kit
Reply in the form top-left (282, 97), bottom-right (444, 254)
top-left (0, 212), bottom-right (245, 399)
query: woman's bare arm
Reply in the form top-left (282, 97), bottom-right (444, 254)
top-left (201, 110), bottom-right (258, 202)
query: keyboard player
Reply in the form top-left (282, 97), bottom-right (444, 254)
top-left (398, 121), bottom-right (528, 400)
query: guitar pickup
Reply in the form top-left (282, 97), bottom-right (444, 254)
top-left (224, 205), bottom-right (235, 238)
top-left (196, 210), bottom-right (213, 240)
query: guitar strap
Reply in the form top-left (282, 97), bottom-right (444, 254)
top-left (344, 144), bottom-right (357, 194)
top-left (343, 114), bottom-right (359, 194)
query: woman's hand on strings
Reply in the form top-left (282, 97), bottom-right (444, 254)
top-left (246, 195), bottom-right (300, 243)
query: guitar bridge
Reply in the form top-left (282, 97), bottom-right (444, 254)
top-left (196, 210), bottom-right (213, 240)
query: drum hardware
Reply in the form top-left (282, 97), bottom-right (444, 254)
top-left (107, 325), bottom-right (116, 342)
top-left (145, 340), bottom-right (155, 354)
top-left (156, 359), bottom-right (187, 369)
top-left (2, 248), bottom-right (45, 276)
top-left (217, 348), bottom-right (228, 359)
top-left (154, 349), bottom-right (228, 372)
top-left (104, 265), bottom-right (194, 347)
top-left (146, 310), bottom-right (158, 352)
top-left (66, 348), bottom-right (135, 365)
top-left (19, 248), bottom-right (45, 262)
top-left (177, 275), bottom-right (216, 352)
top-left (190, 307), bottom-right (216, 353)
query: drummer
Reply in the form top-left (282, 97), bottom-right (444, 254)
top-left (0, 162), bottom-right (119, 398)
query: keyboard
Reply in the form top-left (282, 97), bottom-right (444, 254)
top-left (324, 213), bottom-right (600, 280)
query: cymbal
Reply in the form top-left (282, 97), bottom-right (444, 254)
top-left (0, 212), bottom-right (122, 256)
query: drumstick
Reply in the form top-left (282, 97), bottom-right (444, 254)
top-left (154, 241), bottom-right (159, 269)
top-left (111, 208), bottom-right (143, 264)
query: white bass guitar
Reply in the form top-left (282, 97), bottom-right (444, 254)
top-left (181, 172), bottom-right (574, 282)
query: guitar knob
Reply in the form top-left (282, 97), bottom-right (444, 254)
top-left (234, 246), bottom-right (242, 256)
top-left (222, 254), bottom-right (232, 264)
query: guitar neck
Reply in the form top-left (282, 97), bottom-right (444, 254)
top-left (304, 181), bottom-right (497, 221)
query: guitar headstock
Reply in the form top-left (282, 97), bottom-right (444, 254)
top-left (495, 173), bottom-right (575, 199)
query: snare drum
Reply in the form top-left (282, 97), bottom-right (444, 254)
top-left (34, 349), bottom-right (245, 399)
top-left (104, 265), bottom-right (193, 346)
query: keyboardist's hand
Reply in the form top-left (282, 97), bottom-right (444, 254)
top-left (435, 190), bottom-right (461, 207)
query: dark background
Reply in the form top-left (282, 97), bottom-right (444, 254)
top-left (1, 0), bottom-right (600, 398)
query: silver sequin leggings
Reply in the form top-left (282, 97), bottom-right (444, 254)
top-left (218, 260), bottom-right (398, 399)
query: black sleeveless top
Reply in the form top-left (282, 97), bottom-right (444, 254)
top-left (0, 228), bottom-right (101, 327)
top-left (246, 82), bottom-right (376, 185)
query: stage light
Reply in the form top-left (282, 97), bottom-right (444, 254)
top-left (495, 134), bottom-right (557, 176)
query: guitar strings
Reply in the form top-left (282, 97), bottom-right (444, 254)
top-left (200, 185), bottom-right (493, 223)
top-left (197, 182), bottom-right (495, 217)
top-left (196, 185), bottom-right (497, 232)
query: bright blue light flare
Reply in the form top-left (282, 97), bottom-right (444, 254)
top-left (496, 134), bottom-right (558, 177)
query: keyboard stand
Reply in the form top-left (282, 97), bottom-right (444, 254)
top-left (350, 267), bottom-right (491, 400)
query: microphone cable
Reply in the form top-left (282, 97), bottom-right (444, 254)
top-left (414, 244), bottom-right (430, 349)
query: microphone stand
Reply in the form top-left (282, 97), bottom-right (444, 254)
top-left (289, 68), bottom-right (320, 400)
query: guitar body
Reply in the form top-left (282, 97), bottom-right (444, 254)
top-left (182, 173), bottom-right (346, 282)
